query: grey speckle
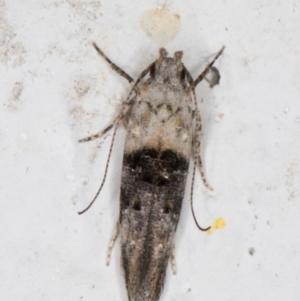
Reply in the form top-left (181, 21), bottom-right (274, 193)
top-left (248, 248), bottom-right (255, 256)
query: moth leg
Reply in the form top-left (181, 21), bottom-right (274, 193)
top-left (79, 43), bottom-right (137, 143)
top-left (78, 124), bottom-right (119, 214)
top-left (93, 41), bottom-right (159, 113)
top-left (193, 108), bottom-right (213, 191)
top-left (190, 161), bottom-right (211, 231)
top-left (79, 49), bottom-right (156, 214)
top-left (78, 123), bottom-right (114, 143)
top-left (170, 244), bottom-right (176, 275)
top-left (184, 67), bottom-right (213, 190)
top-left (78, 100), bottom-right (133, 143)
top-left (106, 220), bottom-right (120, 266)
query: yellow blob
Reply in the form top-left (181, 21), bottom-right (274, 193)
top-left (206, 229), bottom-right (213, 236)
top-left (206, 218), bottom-right (226, 235)
top-left (140, 9), bottom-right (181, 45)
top-left (213, 218), bottom-right (226, 230)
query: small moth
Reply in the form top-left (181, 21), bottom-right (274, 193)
top-left (79, 43), bottom-right (225, 301)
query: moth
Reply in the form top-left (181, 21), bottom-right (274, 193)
top-left (79, 43), bottom-right (225, 301)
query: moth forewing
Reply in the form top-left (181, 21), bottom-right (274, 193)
top-left (79, 44), bottom-right (225, 301)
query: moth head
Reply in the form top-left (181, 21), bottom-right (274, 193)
top-left (152, 48), bottom-right (185, 83)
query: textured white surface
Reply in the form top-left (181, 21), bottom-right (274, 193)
top-left (1, 1), bottom-right (300, 300)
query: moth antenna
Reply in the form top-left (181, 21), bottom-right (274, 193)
top-left (78, 124), bottom-right (119, 215)
top-left (193, 45), bottom-right (225, 88)
top-left (92, 42), bottom-right (135, 86)
top-left (190, 161), bottom-right (211, 231)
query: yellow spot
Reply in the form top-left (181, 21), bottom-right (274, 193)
top-left (206, 218), bottom-right (226, 235)
top-left (206, 229), bottom-right (213, 236)
top-left (213, 218), bottom-right (226, 229)
top-left (140, 9), bottom-right (181, 45)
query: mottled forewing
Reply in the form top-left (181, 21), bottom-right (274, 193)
top-left (119, 58), bottom-right (193, 301)
top-left (120, 153), bottom-right (188, 301)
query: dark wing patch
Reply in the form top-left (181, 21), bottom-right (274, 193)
top-left (120, 149), bottom-right (189, 300)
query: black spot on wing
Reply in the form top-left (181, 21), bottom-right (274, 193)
top-left (124, 149), bottom-right (188, 187)
top-left (133, 200), bottom-right (141, 211)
